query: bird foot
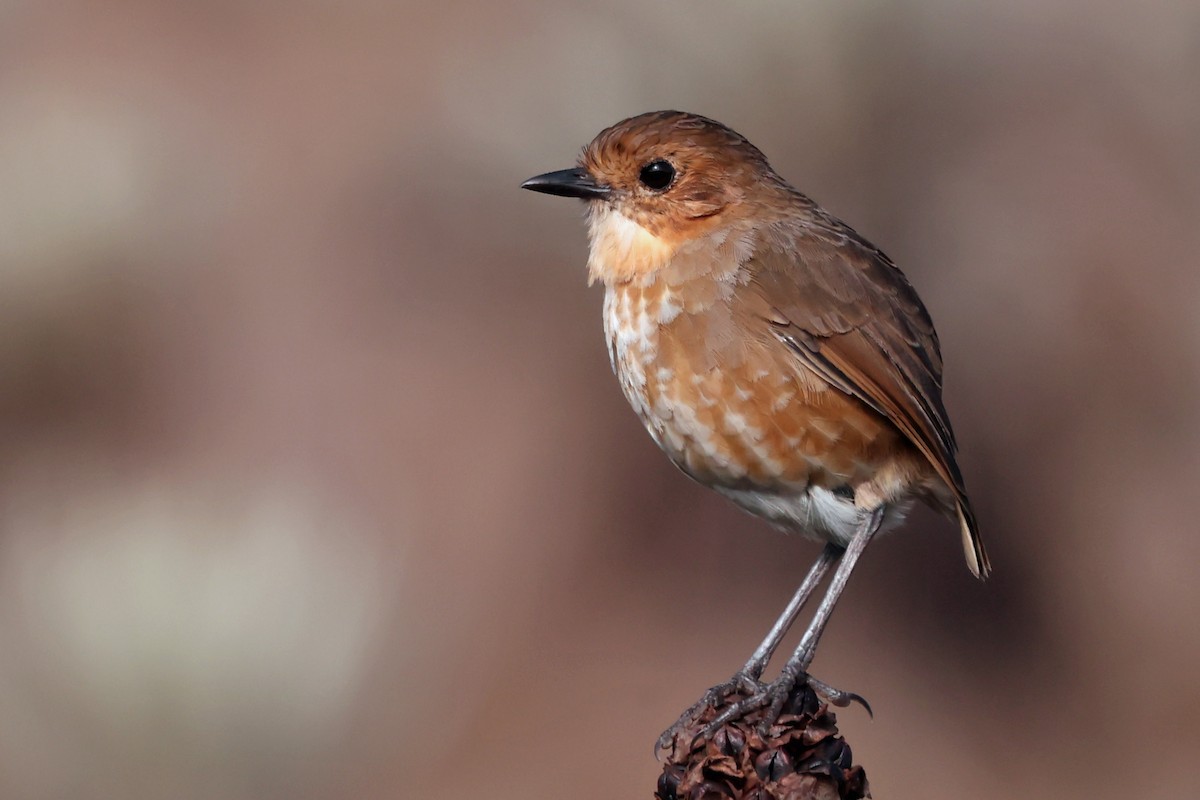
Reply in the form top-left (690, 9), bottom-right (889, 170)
top-left (655, 670), bottom-right (763, 756)
top-left (654, 676), bottom-right (872, 800)
top-left (710, 671), bottom-right (871, 738)
top-left (807, 674), bottom-right (872, 718)
top-left (657, 672), bottom-right (871, 759)
top-left (703, 671), bottom-right (802, 739)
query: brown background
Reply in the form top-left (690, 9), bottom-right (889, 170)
top-left (0, 2), bottom-right (1197, 798)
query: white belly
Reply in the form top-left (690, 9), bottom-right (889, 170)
top-left (715, 485), bottom-right (913, 547)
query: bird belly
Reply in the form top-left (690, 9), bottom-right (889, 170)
top-left (713, 485), bottom-right (913, 546)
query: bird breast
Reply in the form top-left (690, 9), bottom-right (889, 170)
top-left (605, 278), bottom-right (881, 477)
top-left (603, 277), bottom-right (913, 544)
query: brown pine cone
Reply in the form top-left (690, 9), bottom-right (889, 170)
top-left (656, 682), bottom-right (869, 800)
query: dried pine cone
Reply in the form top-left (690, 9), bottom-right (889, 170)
top-left (655, 681), bottom-right (869, 800)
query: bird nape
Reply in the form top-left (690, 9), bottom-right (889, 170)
top-left (522, 110), bottom-right (989, 749)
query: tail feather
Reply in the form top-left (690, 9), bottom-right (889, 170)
top-left (957, 503), bottom-right (990, 579)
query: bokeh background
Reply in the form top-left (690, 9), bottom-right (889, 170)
top-left (1, 2), bottom-right (1197, 798)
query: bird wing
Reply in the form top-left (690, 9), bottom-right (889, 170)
top-left (747, 217), bottom-right (990, 577)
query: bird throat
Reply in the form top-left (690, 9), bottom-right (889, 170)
top-left (585, 204), bottom-right (678, 285)
top-left (585, 203), bottom-right (755, 288)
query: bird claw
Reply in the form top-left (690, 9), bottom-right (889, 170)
top-left (701, 674), bottom-right (793, 739)
top-left (658, 672), bottom-right (871, 756)
top-left (655, 670), bottom-right (764, 756)
top-left (807, 674), bottom-right (873, 718)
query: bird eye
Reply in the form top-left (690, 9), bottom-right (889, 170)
top-left (638, 160), bottom-right (675, 191)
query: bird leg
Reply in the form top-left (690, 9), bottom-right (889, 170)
top-left (654, 543), bottom-right (842, 755)
top-left (740, 542), bottom-right (842, 679)
top-left (701, 506), bottom-right (886, 738)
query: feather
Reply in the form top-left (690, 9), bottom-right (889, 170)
top-left (747, 217), bottom-right (990, 578)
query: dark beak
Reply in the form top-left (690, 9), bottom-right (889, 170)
top-left (520, 167), bottom-right (610, 200)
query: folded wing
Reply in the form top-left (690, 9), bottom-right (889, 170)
top-left (748, 218), bottom-right (990, 578)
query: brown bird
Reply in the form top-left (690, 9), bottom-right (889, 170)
top-left (521, 111), bottom-right (989, 745)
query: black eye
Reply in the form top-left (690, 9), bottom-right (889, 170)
top-left (638, 160), bottom-right (675, 191)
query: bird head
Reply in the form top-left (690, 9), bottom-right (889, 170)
top-left (522, 111), bottom-right (789, 286)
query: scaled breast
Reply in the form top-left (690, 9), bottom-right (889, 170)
top-left (603, 281), bottom-right (675, 427)
top-left (603, 278), bottom-right (890, 495)
top-left (605, 281), bottom-right (804, 489)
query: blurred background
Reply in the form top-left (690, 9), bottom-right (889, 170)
top-left (0, 1), bottom-right (1197, 798)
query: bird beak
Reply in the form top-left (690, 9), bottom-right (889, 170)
top-left (521, 167), bottom-right (610, 200)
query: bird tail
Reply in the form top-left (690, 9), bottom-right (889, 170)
top-left (957, 503), bottom-right (991, 580)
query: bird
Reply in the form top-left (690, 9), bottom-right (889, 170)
top-left (521, 111), bottom-right (989, 746)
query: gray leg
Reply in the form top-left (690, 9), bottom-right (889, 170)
top-left (704, 505), bottom-right (886, 735)
top-left (654, 543), bottom-right (842, 755)
top-left (741, 543), bottom-right (841, 678)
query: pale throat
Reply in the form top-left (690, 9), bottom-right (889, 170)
top-left (585, 203), bottom-right (753, 289)
top-left (585, 204), bottom-right (678, 286)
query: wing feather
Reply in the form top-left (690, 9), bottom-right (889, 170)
top-left (748, 218), bottom-right (990, 577)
